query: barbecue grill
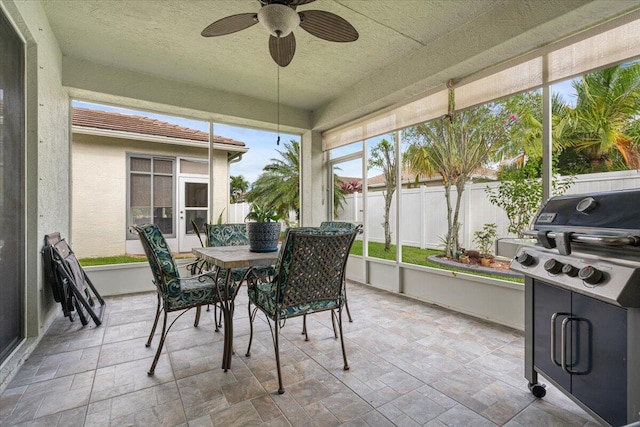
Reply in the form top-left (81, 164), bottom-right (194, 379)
top-left (510, 188), bottom-right (640, 427)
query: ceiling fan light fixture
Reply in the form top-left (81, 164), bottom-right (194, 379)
top-left (258, 4), bottom-right (300, 37)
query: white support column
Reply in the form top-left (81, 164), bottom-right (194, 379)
top-left (300, 130), bottom-right (325, 226)
top-left (395, 130), bottom-right (402, 264)
top-left (208, 121), bottom-right (215, 222)
top-left (542, 56), bottom-right (552, 203)
top-left (420, 184), bottom-right (426, 249)
top-left (354, 192), bottom-right (359, 222)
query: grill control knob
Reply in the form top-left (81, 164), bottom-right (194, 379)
top-left (543, 259), bottom-right (563, 274)
top-left (579, 265), bottom-right (603, 285)
top-left (515, 251), bottom-right (535, 267)
top-left (561, 264), bottom-right (579, 277)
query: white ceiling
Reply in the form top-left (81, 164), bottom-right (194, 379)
top-left (42, 0), bottom-right (640, 132)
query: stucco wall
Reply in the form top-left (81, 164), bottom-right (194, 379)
top-left (211, 146), bottom-right (229, 223)
top-left (300, 130), bottom-right (327, 226)
top-left (0, 0), bottom-right (69, 390)
top-left (72, 133), bottom-right (230, 257)
top-left (12, 0), bottom-right (69, 333)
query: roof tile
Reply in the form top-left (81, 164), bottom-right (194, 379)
top-left (72, 108), bottom-right (245, 147)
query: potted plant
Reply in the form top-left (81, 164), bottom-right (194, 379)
top-left (473, 223), bottom-right (497, 267)
top-left (245, 204), bottom-right (281, 252)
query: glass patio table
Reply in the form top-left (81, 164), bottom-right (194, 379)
top-left (192, 245), bottom-right (278, 371)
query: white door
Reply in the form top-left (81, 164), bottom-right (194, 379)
top-left (178, 177), bottom-right (209, 252)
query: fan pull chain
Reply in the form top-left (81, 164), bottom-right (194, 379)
top-left (276, 63), bottom-right (281, 145)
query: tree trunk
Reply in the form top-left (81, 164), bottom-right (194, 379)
top-left (383, 189), bottom-right (394, 251)
top-left (451, 180), bottom-right (465, 256)
top-left (443, 182), bottom-right (455, 258)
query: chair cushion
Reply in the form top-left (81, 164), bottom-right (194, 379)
top-left (206, 223), bottom-right (249, 247)
top-left (319, 221), bottom-right (357, 231)
top-left (137, 224), bottom-right (180, 281)
top-left (165, 274), bottom-right (235, 311)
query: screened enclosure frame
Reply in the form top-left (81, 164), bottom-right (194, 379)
top-left (322, 13), bottom-right (640, 272)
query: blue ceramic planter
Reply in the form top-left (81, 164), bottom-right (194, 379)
top-left (247, 222), bottom-right (281, 252)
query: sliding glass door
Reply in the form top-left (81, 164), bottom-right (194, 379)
top-left (0, 8), bottom-right (25, 365)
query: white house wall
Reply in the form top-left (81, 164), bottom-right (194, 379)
top-left (73, 134), bottom-right (129, 257)
top-left (210, 144), bottom-right (230, 224)
top-left (72, 133), bottom-right (231, 257)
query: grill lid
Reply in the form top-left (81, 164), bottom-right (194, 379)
top-left (530, 189), bottom-right (640, 255)
top-left (534, 188), bottom-right (640, 230)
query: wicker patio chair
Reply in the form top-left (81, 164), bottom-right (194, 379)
top-left (133, 223), bottom-right (233, 375)
top-left (245, 226), bottom-right (358, 394)
top-left (319, 221), bottom-right (361, 322)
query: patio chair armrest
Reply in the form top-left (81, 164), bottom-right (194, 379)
top-left (177, 269), bottom-right (216, 281)
top-left (185, 258), bottom-right (208, 275)
top-left (245, 266), bottom-right (277, 290)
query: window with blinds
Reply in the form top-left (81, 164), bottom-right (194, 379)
top-left (128, 156), bottom-right (175, 237)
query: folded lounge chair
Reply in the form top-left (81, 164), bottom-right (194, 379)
top-left (41, 232), bottom-right (106, 326)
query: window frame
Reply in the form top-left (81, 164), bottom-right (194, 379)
top-left (126, 153), bottom-right (176, 239)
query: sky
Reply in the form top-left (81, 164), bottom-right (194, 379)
top-left (72, 101), bottom-right (299, 185)
top-left (72, 79), bottom-right (577, 184)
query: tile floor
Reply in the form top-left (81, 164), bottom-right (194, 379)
top-left (0, 282), bottom-right (599, 426)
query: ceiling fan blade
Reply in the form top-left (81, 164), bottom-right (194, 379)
top-left (299, 10), bottom-right (358, 42)
top-left (201, 13), bottom-right (258, 37)
top-left (289, 0), bottom-right (316, 5)
top-left (269, 33), bottom-right (296, 67)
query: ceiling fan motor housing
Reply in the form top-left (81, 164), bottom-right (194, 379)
top-left (258, 4), bottom-right (300, 37)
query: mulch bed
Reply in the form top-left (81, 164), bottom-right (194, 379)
top-left (427, 254), bottom-right (523, 279)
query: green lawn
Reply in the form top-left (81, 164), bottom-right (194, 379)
top-left (79, 242), bottom-right (521, 284)
top-left (351, 240), bottom-right (523, 283)
top-left (78, 254), bottom-right (194, 267)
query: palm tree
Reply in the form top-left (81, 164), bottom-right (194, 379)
top-left (246, 140), bottom-right (349, 224)
top-left (565, 63), bottom-right (640, 170)
top-left (246, 140), bottom-right (300, 224)
top-left (496, 91), bottom-right (571, 164)
top-left (230, 175), bottom-right (250, 203)
top-left (332, 173), bottom-right (349, 217)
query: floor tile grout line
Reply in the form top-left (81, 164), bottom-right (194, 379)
top-left (290, 320), bottom-right (397, 426)
top-left (3, 287), bottom-right (598, 426)
top-left (164, 310), bottom-right (190, 427)
top-left (83, 304), bottom-right (110, 426)
top-left (373, 335), bottom-right (509, 426)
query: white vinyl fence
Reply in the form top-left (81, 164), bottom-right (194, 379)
top-left (227, 202), bottom-right (252, 223)
top-left (227, 202), bottom-right (297, 225)
top-left (334, 170), bottom-right (640, 250)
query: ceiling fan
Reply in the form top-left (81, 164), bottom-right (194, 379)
top-left (201, 0), bottom-right (359, 67)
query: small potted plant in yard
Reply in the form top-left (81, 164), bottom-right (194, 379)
top-left (245, 204), bottom-right (281, 252)
top-left (473, 223), bottom-right (497, 267)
